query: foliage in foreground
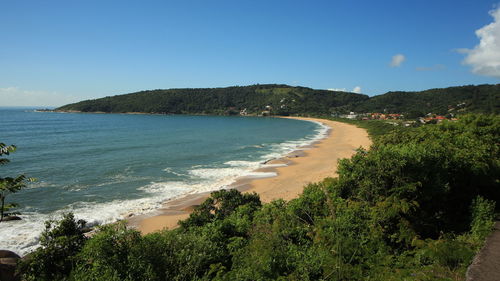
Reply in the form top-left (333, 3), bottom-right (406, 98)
top-left (0, 143), bottom-right (34, 222)
top-left (18, 114), bottom-right (499, 280)
top-left (19, 213), bottom-right (88, 281)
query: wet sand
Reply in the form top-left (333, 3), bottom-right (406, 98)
top-left (129, 117), bottom-right (371, 234)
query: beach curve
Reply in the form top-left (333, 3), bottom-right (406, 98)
top-left (130, 117), bottom-right (372, 234)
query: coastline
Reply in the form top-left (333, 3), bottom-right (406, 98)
top-left (129, 117), bottom-right (372, 234)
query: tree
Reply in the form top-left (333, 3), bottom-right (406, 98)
top-left (179, 189), bottom-right (261, 229)
top-left (0, 142), bottom-right (34, 222)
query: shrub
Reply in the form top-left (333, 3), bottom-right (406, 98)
top-left (19, 213), bottom-right (87, 281)
top-left (470, 196), bottom-right (496, 242)
top-left (72, 222), bottom-right (157, 281)
top-left (180, 189), bottom-right (261, 229)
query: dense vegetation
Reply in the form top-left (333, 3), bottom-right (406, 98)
top-left (18, 114), bottom-right (499, 280)
top-left (350, 84), bottom-right (500, 116)
top-left (57, 84), bottom-right (368, 116)
top-left (57, 84), bottom-right (500, 116)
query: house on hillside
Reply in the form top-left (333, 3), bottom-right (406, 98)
top-left (387, 113), bottom-right (403, 120)
top-left (435, 116), bottom-right (446, 122)
top-left (420, 115), bottom-right (448, 124)
top-left (346, 112), bottom-right (358, 119)
top-left (370, 113), bottom-right (387, 120)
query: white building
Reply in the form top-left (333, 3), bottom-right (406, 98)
top-left (346, 112), bottom-right (357, 119)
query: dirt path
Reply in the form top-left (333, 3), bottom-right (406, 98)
top-left (466, 222), bottom-right (500, 281)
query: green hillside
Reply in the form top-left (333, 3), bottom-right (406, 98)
top-left (57, 84), bottom-right (368, 116)
top-left (57, 84), bottom-right (500, 116)
top-left (350, 84), bottom-right (500, 116)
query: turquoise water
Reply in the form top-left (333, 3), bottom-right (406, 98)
top-left (0, 108), bottom-right (327, 254)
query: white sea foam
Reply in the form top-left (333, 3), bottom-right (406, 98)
top-left (260, 120), bottom-right (329, 161)
top-left (245, 171), bottom-right (278, 178)
top-left (0, 182), bottom-right (191, 256)
top-left (188, 167), bottom-right (253, 192)
top-left (261, 163), bottom-right (288, 168)
top-left (162, 167), bottom-right (187, 177)
top-left (26, 180), bottom-right (57, 189)
top-left (225, 160), bottom-right (259, 167)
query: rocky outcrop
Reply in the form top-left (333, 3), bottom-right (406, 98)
top-left (0, 250), bottom-right (20, 281)
top-left (2, 216), bottom-right (22, 222)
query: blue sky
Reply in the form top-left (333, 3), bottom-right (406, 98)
top-left (1, 0), bottom-right (499, 106)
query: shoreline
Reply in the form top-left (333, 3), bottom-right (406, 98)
top-left (129, 117), bottom-right (371, 234)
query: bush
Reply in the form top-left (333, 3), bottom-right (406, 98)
top-left (179, 189), bottom-right (261, 229)
top-left (72, 222), bottom-right (157, 281)
top-left (19, 213), bottom-right (87, 281)
top-left (470, 196), bottom-right (496, 242)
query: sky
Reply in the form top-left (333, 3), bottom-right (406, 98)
top-left (1, 0), bottom-right (499, 106)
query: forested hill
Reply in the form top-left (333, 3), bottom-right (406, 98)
top-left (57, 84), bottom-right (368, 116)
top-left (350, 84), bottom-right (500, 116)
top-left (57, 84), bottom-right (500, 116)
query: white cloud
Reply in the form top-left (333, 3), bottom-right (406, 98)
top-left (327, 86), bottom-right (362, 94)
top-left (352, 86), bottom-right (362, 93)
top-left (390, 54), bottom-right (406, 67)
top-left (460, 7), bottom-right (500, 78)
top-left (0, 87), bottom-right (80, 107)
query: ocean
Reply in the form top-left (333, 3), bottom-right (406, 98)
top-left (0, 108), bottom-right (327, 255)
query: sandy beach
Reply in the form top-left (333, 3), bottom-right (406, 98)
top-left (130, 117), bottom-right (371, 234)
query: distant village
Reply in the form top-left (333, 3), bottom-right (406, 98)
top-left (337, 111), bottom-right (457, 126)
top-left (239, 104), bottom-right (456, 126)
